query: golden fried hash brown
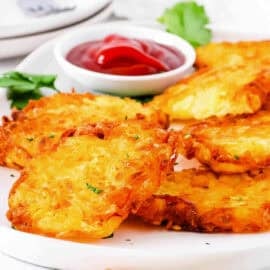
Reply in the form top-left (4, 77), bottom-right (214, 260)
top-left (195, 41), bottom-right (270, 69)
top-left (17, 93), bottom-right (167, 125)
top-left (150, 65), bottom-right (270, 121)
top-left (7, 121), bottom-right (177, 240)
top-left (180, 110), bottom-right (270, 173)
top-left (0, 93), bottom-right (168, 169)
top-left (136, 169), bottom-right (270, 233)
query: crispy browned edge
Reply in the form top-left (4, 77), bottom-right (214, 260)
top-left (136, 170), bottom-right (270, 233)
top-left (137, 194), bottom-right (270, 233)
top-left (0, 93), bottom-right (170, 169)
top-left (15, 93), bottom-right (169, 128)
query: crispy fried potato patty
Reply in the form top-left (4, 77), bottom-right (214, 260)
top-left (0, 93), bottom-right (168, 169)
top-left (150, 65), bottom-right (270, 121)
top-left (180, 110), bottom-right (270, 173)
top-left (195, 41), bottom-right (270, 69)
top-left (136, 169), bottom-right (270, 233)
top-left (17, 93), bottom-right (167, 125)
top-left (7, 121), bottom-right (177, 240)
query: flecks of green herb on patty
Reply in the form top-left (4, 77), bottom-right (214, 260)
top-left (86, 183), bottom-right (103, 194)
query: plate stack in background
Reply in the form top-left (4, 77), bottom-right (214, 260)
top-left (0, 0), bottom-right (112, 59)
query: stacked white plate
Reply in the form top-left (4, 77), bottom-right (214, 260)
top-left (0, 0), bottom-right (112, 59)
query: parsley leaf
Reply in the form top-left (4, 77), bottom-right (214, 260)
top-left (0, 71), bottom-right (59, 109)
top-left (7, 88), bottom-right (43, 110)
top-left (86, 183), bottom-right (103, 194)
top-left (159, 1), bottom-right (212, 47)
top-left (133, 134), bottom-right (140, 140)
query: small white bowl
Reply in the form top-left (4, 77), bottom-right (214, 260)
top-left (54, 22), bottom-right (195, 96)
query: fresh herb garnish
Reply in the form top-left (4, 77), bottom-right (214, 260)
top-left (26, 137), bottom-right (34, 142)
top-left (86, 183), bottom-right (103, 194)
top-left (0, 71), bottom-right (59, 109)
top-left (158, 1), bottom-right (212, 47)
top-left (234, 155), bottom-right (240, 160)
top-left (133, 134), bottom-right (140, 140)
top-left (48, 134), bottom-right (55, 139)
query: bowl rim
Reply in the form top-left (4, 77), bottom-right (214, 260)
top-left (54, 22), bottom-right (196, 82)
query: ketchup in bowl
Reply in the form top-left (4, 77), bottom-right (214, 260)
top-left (66, 34), bottom-right (185, 76)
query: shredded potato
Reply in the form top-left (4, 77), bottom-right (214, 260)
top-left (136, 169), bottom-right (270, 233)
top-left (0, 93), bottom-right (168, 169)
top-left (150, 65), bottom-right (270, 121)
top-left (180, 110), bottom-right (270, 173)
top-left (7, 121), bottom-right (177, 240)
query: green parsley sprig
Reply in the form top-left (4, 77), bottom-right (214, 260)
top-left (158, 1), bottom-right (212, 48)
top-left (0, 71), bottom-right (59, 109)
top-left (86, 183), bottom-right (103, 194)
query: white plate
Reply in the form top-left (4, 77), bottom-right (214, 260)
top-left (0, 3), bottom-right (112, 60)
top-left (0, 0), bottom-right (111, 39)
top-left (1, 30), bottom-right (270, 270)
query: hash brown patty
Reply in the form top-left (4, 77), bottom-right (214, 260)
top-left (136, 168), bottom-right (270, 233)
top-left (7, 121), bottom-right (177, 240)
top-left (0, 93), bottom-right (168, 169)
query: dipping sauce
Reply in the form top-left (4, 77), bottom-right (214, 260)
top-left (66, 34), bottom-right (186, 76)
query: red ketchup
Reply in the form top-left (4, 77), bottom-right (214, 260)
top-left (66, 34), bottom-right (185, 76)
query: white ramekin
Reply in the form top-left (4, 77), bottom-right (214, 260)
top-left (54, 22), bottom-right (195, 96)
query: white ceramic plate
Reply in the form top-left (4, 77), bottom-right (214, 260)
top-left (1, 31), bottom-right (270, 270)
top-left (0, 0), bottom-right (111, 39)
top-left (0, 3), bottom-right (112, 59)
